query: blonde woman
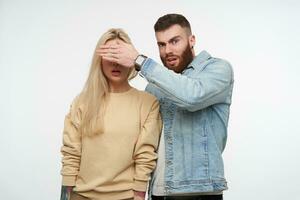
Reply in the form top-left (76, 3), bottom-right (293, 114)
top-left (60, 28), bottom-right (162, 200)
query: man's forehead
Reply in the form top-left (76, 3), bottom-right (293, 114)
top-left (155, 24), bottom-right (187, 42)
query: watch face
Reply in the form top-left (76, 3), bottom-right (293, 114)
top-left (136, 56), bottom-right (145, 65)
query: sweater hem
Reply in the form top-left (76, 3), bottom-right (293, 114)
top-left (74, 189), bottom-right (133, 200)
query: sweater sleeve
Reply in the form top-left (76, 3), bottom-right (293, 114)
top-left (60, 99), bottom-right (82, 186)
top-left (133, 98), bottom-right (162, 191)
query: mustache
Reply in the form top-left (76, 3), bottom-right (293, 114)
top-left (165, 54), bottom-right (178, 58)
top-left (164, 54), bottom-right (179, 61)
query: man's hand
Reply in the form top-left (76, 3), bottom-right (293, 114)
top-left (60, 186), bottom-right (73, 200)
top-left (96, 40), bottom-right (139, 68)
top-left (133, 191), bottom-right (146, 200)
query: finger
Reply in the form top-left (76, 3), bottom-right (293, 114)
top-left (96, 48), bottom-right (110, 55)
top-left (95, 50), bottom-right (109, 56)
top-left (96, 50), bottom-right (106, 55)
top-left (101, 56), bottom-right (118, 63)
top-left (97, 51), bottom-right (119, 59)
top-left (98, 45), bottom-right (110, 50)
top-left (99, 44), bottom-right (119, 50)
top-left (96, 48), bottom-right (120, 54)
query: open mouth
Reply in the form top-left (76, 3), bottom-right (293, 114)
top-left (166, 56), bottom-right (178, 66)
top-left (111, 69), bottom-right (121, 76)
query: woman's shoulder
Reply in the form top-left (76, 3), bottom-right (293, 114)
top-left (69, 93), bottom-right (86, 113)
top-left (132, 87), bottom-right (158, 103)
top-left (132, 88), bottom-right (160, 120)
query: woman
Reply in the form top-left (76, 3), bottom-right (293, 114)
top-left (60, 28), bottom-right (162, 200)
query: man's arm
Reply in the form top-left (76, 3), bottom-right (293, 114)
top-left (140, 58), bottom-right (233, 111)
top-left (97, 42), bottom-right (233, 111)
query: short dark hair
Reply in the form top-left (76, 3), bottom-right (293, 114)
top-left (154, 13), bottom-right (191, 33)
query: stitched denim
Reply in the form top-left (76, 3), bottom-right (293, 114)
top-left (141, 51), bottom-right (234, 195)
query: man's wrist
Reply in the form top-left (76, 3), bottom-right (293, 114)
top-left (134, 54), bottom-right (148, 71)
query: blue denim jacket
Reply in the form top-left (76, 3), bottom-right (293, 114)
top-left (140, 51), bottom-right (234, 195)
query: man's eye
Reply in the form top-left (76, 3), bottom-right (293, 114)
top-left (158, 44), bottom-right (165, 48)
top-left (171, 40), bottom-right (178, 45)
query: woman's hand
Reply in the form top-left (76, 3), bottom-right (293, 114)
top-left (134, 190), bottom-right (146, 200)
top-left (60, 186), bottom-right (73, 200)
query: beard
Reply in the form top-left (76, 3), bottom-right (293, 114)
top-left (161, 43), bottom-right (194, 73)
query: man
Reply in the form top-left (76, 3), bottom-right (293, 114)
top-left (98, 14), bottom-right (234, 200)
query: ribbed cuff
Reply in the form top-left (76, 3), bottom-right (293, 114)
top-left (62, 175), bottom-right (76, 186)
top-left (133, 180), bottom-right (148, 192)
top-left (140, 58), bottom-right (156, 81)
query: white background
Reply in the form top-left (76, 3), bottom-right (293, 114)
top-left (1, 0), bottom-right (300, 199)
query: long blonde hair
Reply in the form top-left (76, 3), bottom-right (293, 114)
top-left (75, 28), bottom-right (137, 137)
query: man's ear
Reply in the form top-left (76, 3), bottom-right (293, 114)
top-left (189, 35), bottom-right (196, 49)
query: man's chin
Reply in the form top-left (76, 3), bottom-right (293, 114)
top-left (165, 63), bottom-right (178, 69)
top-left (166, 65), bottom-right (177, 71)
top-left (163, 61), bottom-right (180, 72)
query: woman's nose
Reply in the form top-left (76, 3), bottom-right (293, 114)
top-left (112, 62), bottom-right (119, 67)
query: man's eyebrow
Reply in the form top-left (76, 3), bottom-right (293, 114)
top-left (157, 41), bottom-right (166, 45)
top-left (157, 36), bottom-right (181, 45)
top-left (168, 36), bottom-right (181, 42)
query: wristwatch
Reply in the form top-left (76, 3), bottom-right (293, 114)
top-left (134, 54), bottom-right (147, 71)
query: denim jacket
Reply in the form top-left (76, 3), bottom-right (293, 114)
top-left (140, 51), bottom-right (234, 195)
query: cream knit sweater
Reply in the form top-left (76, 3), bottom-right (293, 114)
top-left (61, 88), bottom-right (162, 200)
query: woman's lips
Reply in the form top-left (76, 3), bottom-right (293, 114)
top-left (111, 69), bottom-right (121, 76)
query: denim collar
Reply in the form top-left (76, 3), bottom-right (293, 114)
top-left (182, 50), bottom-right (211, 74)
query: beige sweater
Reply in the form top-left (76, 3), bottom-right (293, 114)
top-left (61, 88), bottom-right (162, 200)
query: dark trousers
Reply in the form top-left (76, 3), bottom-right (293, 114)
top-left (152, 195), bottom-right (223, 200)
